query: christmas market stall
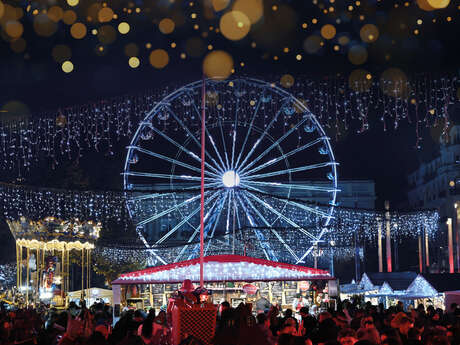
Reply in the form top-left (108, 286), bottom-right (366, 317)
top-left (397, 273), bottom-right (460, 310)
top-left (112, 254), bottom-right (336, 313)
top-left (340, 272), bottom-right (417, 307)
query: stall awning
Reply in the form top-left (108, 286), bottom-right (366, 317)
top-left (112, 255), bottom-right (333, 285)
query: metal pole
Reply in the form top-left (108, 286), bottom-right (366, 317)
top-left (199, 76), bottom-right (206, 288)
top-left (385, 200), bottom-right (392, 272)
top-left (418, 235), bottom-right (423, 273)
top-left (447, 218), bottom-right (454, 273)
top-left (378, 219), bottom-right (383, 273)
top-left (425, 228), bottom-right (430, 268)
top-left (456, 206), bottom-right (460, 272)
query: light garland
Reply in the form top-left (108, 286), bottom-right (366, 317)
top-left (114, 255), bottom-right (332, 284)
top-left (0, 75), bottom-right (458, 175)
top-left (0, 262), bottom-right (16, 288)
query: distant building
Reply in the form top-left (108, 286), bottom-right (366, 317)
top-left (407, 126), bottom-right (460, 215)
top-left (407, 125), bottom-right (460, 271)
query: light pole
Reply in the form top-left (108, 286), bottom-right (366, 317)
top-left (330, 240), bottom-right (335, 277)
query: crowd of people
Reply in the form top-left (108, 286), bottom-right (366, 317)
top-left (0, 299), bottom-right (459, 345)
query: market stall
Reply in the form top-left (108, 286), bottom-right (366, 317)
top-left (112, 254), bottom-right (335, 313)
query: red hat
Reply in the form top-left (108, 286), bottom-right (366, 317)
top-left (180, 279), bottom-right (195, 292)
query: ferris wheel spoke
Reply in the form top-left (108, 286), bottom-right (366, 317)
top-left (219, 124), bottom-right (231, 170)
top-left (187, 94), bottom-right (227, 173)
top-left (239, 182), bottom-right (332, 218)
top-left (164, 106), bottom-right (225, 174)
top-left (225, 188), bottom-right (233, 233)
top-left (240, 137), bottom-right (328, 177)
top-left (204, 191), bottom-right (229, 256)
top-left (155, 191), bottom-right (221, 244)
top-left (127, 145), bottom-right (220, 179)
top-left (123, 171), bottom-right (217, 183)
top-left (135, 190), bottom-right (213, 227)
top-left (230, 127), bottom-right (236, 170)
top-left (236, 97), bottom-right (291, 172)
top-left (238, 191), bottom-right (301, 262)
top-left (239, 115), bottom-right (311, 175)
top-left (241, 180), bottom-right (339, 193)
top-left (174, 193), bottom-right (223, 262)
top-left (145, 123), bottom-right (222, 176)
top-left (242, 161), bottom-right (338, 181)
top-left (244, 191), bottom-right (319, 242)
top-left (234, 92), bottom-right (264, 170)
top-left (234, 192), bottom-right (275, 261)
top-left (207, 133), bottom-right (229, 172)
top-left (295, 228), bottom-right (328, 264)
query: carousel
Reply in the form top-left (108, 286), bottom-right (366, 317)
top-left (7, 216), bottom-right (101, 306)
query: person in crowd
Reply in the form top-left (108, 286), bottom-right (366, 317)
top-left (337, 328), bottom-right (359, 345)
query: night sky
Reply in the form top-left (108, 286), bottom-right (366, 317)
top-left (0, 0), bottom-right (459, 273)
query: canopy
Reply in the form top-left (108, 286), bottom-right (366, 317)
top-left (112, 255), bottom-right (332, 285)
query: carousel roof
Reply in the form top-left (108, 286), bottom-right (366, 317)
top-left (112, 255), bottom-right (333, 285)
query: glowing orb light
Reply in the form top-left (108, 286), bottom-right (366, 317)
top-left (222, 170), bottom-right (240, 187)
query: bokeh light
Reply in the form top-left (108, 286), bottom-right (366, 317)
top-left (212, 0), bottom-right (230, 12)
top-left (427, 0), bottom-right (450, 8)
top-left (232, 0), bottom-right (263, 24)
top-left (320, 24), bottom-right (336, 40)
top-left (52, 45), bottom-right (72, 62)
top-left (159, 18), bottom-right (175, 34)
top-left (360, 24), bottom-right (379, 43)
top-left (118, 22), bottom-right (130, 34)
top-left (47, 6), bottom-right (64, 23)
top-left (5, 21), bottom-right (23, 38)
top-left (67, 0), bottom-right (79, 7)
top-left (98, 7), bottom-right (114, 23)
top-left (380, 68), bottom-right (408, 97)
top-left (70, 22), bottom-right (87, 39)
top-left (62, 10), bottom-right (77, 25)
top-left (203, 50), bottom-right (233, 79)
top-left (128, 57), bottom-right (140, 68)
top-left (97, 25), bottom-right (117, 44)
top-left (149, 49), bottom-right (169, 69)
top-left (219, 11), bottom-right (251, 41)
top-left (348, 45), bottom-right (368, 65)
top-left (61, 60), bottom-right (74, 73)
top-left (280, 74), bottom-right (295, 88)
top-left (10, 38), bottom-right (26, 53)
top-left (348, 69), bottom-right (372, 92)
top-left (338, 35), bottom-right (350, 46)
top-left (416, 0), bottom-right (435, 10)
top-left (303, 35), bottom-right (323, 54)
top-left (0, 101), bottom-right (30, 123)
top-left (34, 13), bottom-right (58, 37)
top-left (0, 2), bottom-right (4, 19)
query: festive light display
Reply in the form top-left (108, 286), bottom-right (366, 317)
top-left (405, 274), bottom-right (439, 298)
top-left (0, 262), bottom-right (16, 288)
top-left (112, 255), bottom-right (332, 284)
top-left (0, 182), bottom-right (439, 266)
top-left (0, 75), bottom-right (458, 175)
top-left (123, 77), bottom-right (338, 265)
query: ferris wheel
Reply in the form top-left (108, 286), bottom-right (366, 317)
top-left (123, 77), bottom-right (338, 265)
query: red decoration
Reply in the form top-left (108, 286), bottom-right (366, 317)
top-left (299, 281), bottom-right (310, 291)
top-left (242, 284), bottom-right (258, 295)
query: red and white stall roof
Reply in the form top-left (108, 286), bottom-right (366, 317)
top-left (112, 255), bottom-right (333, 285)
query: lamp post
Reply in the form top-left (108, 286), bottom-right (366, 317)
top-left (329, 240), bottom-right (335, 277)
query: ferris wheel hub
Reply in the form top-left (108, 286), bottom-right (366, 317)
top-left (222, 170), bottom-right (240, 188)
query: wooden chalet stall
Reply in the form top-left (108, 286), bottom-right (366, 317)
top-left (112, 254), bottom-right (336, 315)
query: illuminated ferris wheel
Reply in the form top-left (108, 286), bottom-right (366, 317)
top-left (123, 77), bottom-right (338, 264)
